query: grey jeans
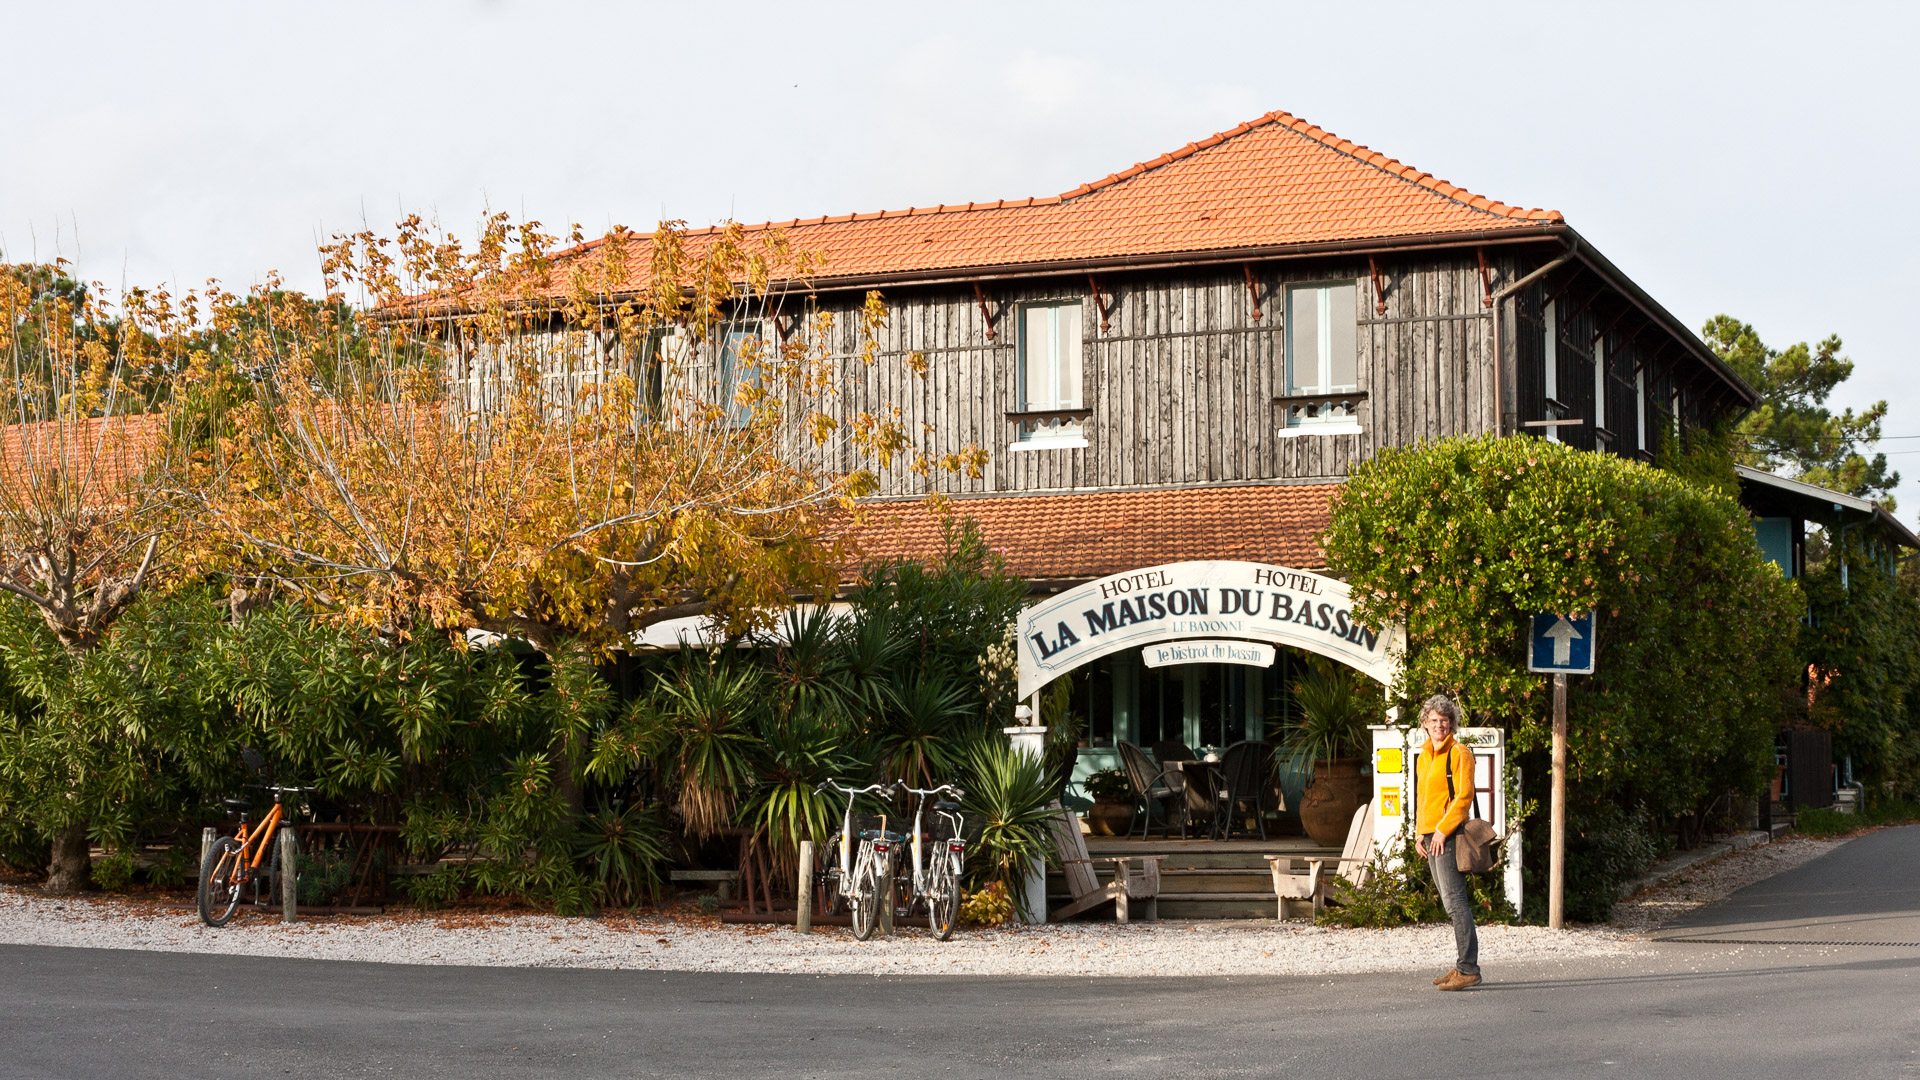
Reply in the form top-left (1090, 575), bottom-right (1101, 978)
top-left (1424, 833), bottom-right (1481, 976)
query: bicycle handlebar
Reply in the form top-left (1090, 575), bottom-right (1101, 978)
top-left (815, 780), bottom-right (904, 796)
top-left (901, 783), bottom-right (965, 800)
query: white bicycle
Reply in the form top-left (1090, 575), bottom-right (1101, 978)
top-left (816, 779), bottom-right (905, 941)
top-left (896, 783), bottom-right (967, 941)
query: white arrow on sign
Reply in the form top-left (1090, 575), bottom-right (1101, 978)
top-left (1545, 616), bottom-right (1583, 666)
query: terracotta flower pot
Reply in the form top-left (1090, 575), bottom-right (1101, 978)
top-left (1297, 758), bottom-right (1368, 846)
top-left (1086, 799), bottom-right (1136, 837)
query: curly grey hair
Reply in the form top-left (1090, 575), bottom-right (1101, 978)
top-left (1418, 693), bottom-right (1462, 730)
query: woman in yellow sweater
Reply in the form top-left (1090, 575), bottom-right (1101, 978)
top-left (1415, 694), bottom-right (1482, 990)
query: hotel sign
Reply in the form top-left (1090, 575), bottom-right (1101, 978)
top-left (1015, 560), bottom-right (1401, 699)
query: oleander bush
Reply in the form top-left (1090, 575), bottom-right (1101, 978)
top-left (0, 520), bottom-right (1039, 914)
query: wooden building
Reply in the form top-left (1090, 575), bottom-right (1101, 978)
top-left (535, 109), bottom-right (1778, 779)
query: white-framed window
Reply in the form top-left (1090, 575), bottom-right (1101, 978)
top-left (646, 321), bottom-right (763, 428)
top-left (715, 322), bottom-right (765, 428)
top-left (1014, 301), bottom-right (1085, 448)
top-left (1281, 282), bottom-right (1360, 434)
top-left (1543, 299), bottom-right (1560, 443)
top-left (1635, 365), bottom-right (1647, 452)
top-left (1593, 338), bottom-right (1607, 433)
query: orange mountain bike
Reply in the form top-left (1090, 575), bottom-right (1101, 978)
top-left (198, 784), bottom-right (313, 927)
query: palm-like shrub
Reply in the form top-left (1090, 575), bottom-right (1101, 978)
top-left (1277, 656), bottom-right (1376, 780)
top-left (649, 656), bottom-right (764, 840)
top-left (574, 801), bottom-right (668, 908)
top-left (959, 734), bottom-right (1056, 916)
top-left (876, 673), bottom-right (970, 786)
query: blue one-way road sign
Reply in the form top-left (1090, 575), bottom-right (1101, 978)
top-left (1529, 611), bottom-right (1595, 674)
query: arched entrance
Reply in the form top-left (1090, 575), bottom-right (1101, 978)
top-left (1016, 560), bottom-right (1402, 701)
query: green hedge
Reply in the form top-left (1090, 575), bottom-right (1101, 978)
top-left (1325, 435), bottom-right (1803, 920)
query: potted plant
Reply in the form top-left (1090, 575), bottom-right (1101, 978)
top-left (1278, 657), bottom-right (1376, 846)
top-left (1081, 768), bottom-right (1136, 837)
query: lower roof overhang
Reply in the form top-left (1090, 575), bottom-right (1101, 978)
top-left (841, 481), bottom-right (1339, 591)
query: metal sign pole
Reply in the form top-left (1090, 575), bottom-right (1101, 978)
top-left (1549, 673), bottom-right (1568, 930)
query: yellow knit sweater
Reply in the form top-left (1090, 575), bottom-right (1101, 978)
top-left (1415, 736), bottom-right (1477, 838)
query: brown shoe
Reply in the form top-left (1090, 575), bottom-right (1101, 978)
top-left (1433, 970), bottom-right (1457, 985)
top-left (1437, 971), bottom-right (1482, 991)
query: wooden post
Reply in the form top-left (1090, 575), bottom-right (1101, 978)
top-left (795, 840), bottom-right (814, 934)
top-left (878, 863), bottom-right (895, 937)
top-left (1549, 673), bottom-right (1568, 930)
top-left (279, 828), bottom-right (298, 924)
top-left (199, 827), bottom-right (216, 882)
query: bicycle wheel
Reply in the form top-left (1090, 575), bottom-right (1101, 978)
top-left (818, 838), bottom-right (843, 916)
top-left (929, 852), bottom-right (961, 941)
top-left (849, 847), bottom-right (880, 941)
top-left (198, 838), bottom-right (246, 927)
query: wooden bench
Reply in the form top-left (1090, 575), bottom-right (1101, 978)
top-left (670, 869), bottom-right (740, 901)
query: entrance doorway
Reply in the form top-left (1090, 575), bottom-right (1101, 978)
top-left (1066, 644), bottom-right (1318, 783)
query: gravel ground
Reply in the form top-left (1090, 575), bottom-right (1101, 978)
top-left (0, 833), bottom-right (1852, 977)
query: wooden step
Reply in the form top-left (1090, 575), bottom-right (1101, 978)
top-left (1155, 891), bottom-right (1276, 902)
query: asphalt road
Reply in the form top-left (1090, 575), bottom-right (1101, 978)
top-left (5, 828), bottom-right (1917, 1080)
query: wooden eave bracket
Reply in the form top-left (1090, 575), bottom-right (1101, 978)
top-left (973, 283), bottom-right (998, 340)
top-left (1244, 264), bottom-right (1263, 321)
top-left (1087, 274), bottom-right (1111, 332)
top-left (1476, 248), bottom-right (1494, 308)
top-left (1369, 257), bottom-right (1389, 316)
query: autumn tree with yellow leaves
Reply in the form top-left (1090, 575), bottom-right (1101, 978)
top-left (174, 213), bottom-right (981, 655)
top-left (0, 262), bottom-right (186, 894)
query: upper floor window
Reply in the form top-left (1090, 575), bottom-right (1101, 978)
top-left (716, 323), bottom-right (764, 428)
top-left (1635, 366), bottom-right (1648, 453)
top-left (1543, 299), bottom-right (1561, 443)
top-left (1016, 302), bottom-right (1084, 447)
top-left (1282, 282), bottom-right (1359, 433)
top-left (1592, 338), bottom-right (1607, 434)
top-left (648, 321), bottom-right (762, 428)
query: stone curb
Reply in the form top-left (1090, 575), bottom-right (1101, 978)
top-left (1618, 830), bottom-right (1772, 899)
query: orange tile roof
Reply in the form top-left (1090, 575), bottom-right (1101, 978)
top-left (0, 413), bottom-right (163, 505)
top-left (549, 110), bottom-right (1560, 292)
top-left (848, 485), bottom-right (1337, 581)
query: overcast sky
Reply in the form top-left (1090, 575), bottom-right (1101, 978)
top-left (5, 1), bottom-right (1917, 514)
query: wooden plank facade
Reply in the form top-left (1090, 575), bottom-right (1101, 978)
top-left (639, 247), bottom-right (1740, 497)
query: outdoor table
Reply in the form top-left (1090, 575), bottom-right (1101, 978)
top-left (1171, 760), bottom-right (1225, 838)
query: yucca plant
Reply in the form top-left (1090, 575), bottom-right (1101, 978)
top-left (574, 800), bottom-right (668, 908)
top-left (740, 704), bottom-right (856, 882)
top-left (876, 673), bottom-right (969, 786)
top-left (959, 733), bottom-right (1056, 917)
top-left (650, 654), bottom-right (764, 840)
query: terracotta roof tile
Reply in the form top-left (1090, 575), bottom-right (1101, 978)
top-left (0, 414), bottom-right (163, 505)
top-left (544, 109), bottom-right (1561, 293)
top-left (847, 485), bottom-right (1337, 581)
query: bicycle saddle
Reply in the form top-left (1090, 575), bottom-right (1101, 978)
top-left (933, 800), bottom-right (961, 813)
top-left (858, 828), bottom-right (906, 843)
top-left (222, 797), bottom-right (251, 812)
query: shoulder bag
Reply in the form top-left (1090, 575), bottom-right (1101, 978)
top-left (1446, 745), bottom-right (1499, 873)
